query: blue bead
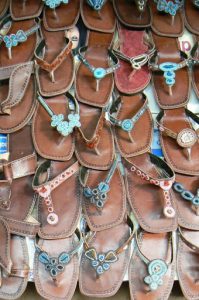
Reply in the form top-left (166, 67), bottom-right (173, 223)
top-left (173, 182), bottom-right (184, 193)
top-left (103, 263), bottom-right (110, 271)
top-left (96, 200), bottom-right (104, 208)
top-left (39, 252), bottom-right (50, 264)
top-left (92, 260), bottom-right (99, 267)
top-left (93, 68), bottom-right (106, 79)
top-left (98, 254), bottom-right (105, 262)
top-left (96, 266), bottom-right (104, 274)
top-left (159, 62), bottom-right (178, 72)
top-left (121, 119), bottom-right (133, 132)
top-left (181, 190), bottom-right (194, 201)
top-left (59, 253), bottom-right (70, 264)
top-left (192, 197), bottom-right (199, 206)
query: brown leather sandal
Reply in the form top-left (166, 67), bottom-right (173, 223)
top-left (10, 0), bottom-right (43, 20)
top-left (185, 0), bottom-right (199, 34)
top-left (192, 37), bottom-right (199, 99)
top-left (0, 0), bottom-right (9, 19)
top-left (124, 152), bottom-right (177, 233)
top-left (0, 61), bottom-right (36, 133)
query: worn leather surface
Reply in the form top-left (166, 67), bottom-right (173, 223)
top-left (113, 94), bottom-right (153, 157)
top-left (75, 103), bottom-right (115, 170)
top-left (124, 154), bottom-right (177, 233)
top-left (34, 234), bottom-right (79, 300)
top-left (36, 23), bottom-right (74, 97)
top-left (0, 0), bottom-right (9, 18)
top-left (32, 94), bottom-right (74, 161)
top-left (0, 235), bottom-right (29, 299)
top-left (10, 0), bottom-right (43, 20)
top-left (151, 0), bottom-right (184, 37)
top-left (152, 33), bottom-right (190, 109)
top-left (43, 0), bottom-right (80, 31)
top-left (174, 174), bottom-right (199, 230)
top-left (81, 0), bottom-right (116, 33)
top-left (79, 222), bottom-right (131, 297)
top-left (177, 230), bottom-right (199, 300)
top-left (160, 109), bottom-right (199, 175)
top-left (0, 217), bottom-right (11, 274)
top-left (0, 19), bottom-right (37, 67)
top-left (185, 0), bottom-right (199, 34)
top-left (37, 157), bottom-right (81, 239)
top-left (82, 167), bottom-right (126, 231)
top-left (129, 232), bottom-right (175, 300)
top-left (192, 35), bottom-right (199, 99)
top-left (86, 30), bottom-right (114, 48)
top-left (0, 62), bottom-right (36, 133)
top-left (114, 25), bottom-right (151, 94)
top-left (113, 0), bottom-right (151, 27)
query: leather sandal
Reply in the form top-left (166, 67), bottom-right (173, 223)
top-left (129, 230), bottom-right (176, 300)
top-left (113, 24), bottom-right (155, 94)
top-left (124, 152), bottom-right (177, 233)
top-left (10, 0), bottom-right (43, 20)
top-left (0, 0), bottom-right (9, 19)
top-left (150, 33), bottom-right (190, 109)
top-left (177, 228), bottom-right (199, 300)
top-left (157, 108), bottom-right (199, 176)
top-left (185, 0), bottom-right (199, 34)
top-left (192, 38), bottom-right (199, 99)
top-left (108, 93), bottom-right (153, 157)
top-left (34, 229), bottom-right (82, 300)
top-left (32, 156), bottom-right (81, 239)
top-left (0, 15), bottom-right (39, 67)
top-left (81, 0), bottom-right (116, 33)
top-left (35, 23), bottom-right (75, 97)
top-left (79, 154), bottom-right (126, 231)
top-left (32, 93), bottom-right (78, 161)
top-left (43, 0), bottom-right (80, 31)
top-left (0, 217), bottom-right (11, 275)
top-left (172, 175), bottom-right (199, 230)
top-left (113, 0), bottom-right (151, 28)
top-left (0, 234), bottom-right (29, 300)
top-left (79, 217), bottom-right (135, 297)
top-left (0, 125), bottom-right (39, 237)
top-left (151, 0), bottom-right (184, 37)
top-left (0, 61), bottom-right (36, 133)
top-left (75, 102), bottom-right (115, 170)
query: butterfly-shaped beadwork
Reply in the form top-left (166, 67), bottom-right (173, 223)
top-left (157, 0), bottom-right (179, 16)
top-left (3, 30), bottom-right (27, 48)
top-left (83, 181), bottom-right (110, 209)
top-left (86, 0), bottom-right (105, 10)
top-left (43, 0), bottom-right (69, 9)
top-left (144, 259), bottom-right (168, 291)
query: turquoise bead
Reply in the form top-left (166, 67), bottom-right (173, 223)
top-left (121, 119), bottom-right (133, 132)
top-left (94, 68), bottom-right (106, 79)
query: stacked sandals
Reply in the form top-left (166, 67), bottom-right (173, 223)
top-left (0, 1), bottom-right (199, 300)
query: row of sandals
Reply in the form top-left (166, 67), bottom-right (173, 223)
top-left (0, 0), bottom-right (199, 300)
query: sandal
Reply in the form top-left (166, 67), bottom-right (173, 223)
top-left (75, 102), bottom-right (115, 170)
top-left (0, 15), bottom-right (39, 67)
top-left (34, 229), bottom-right (82, 300)
top-left (0, 125), bottom-right (39, 238)
top-left (113, 24), bottom-right (155, 94)
top-left (108, 93), bottom-right (153, 157)
top-left (185, 0), bottom-right (199, 34)
top-left (43, 0), bottom-right (80, 31)
top-left (0, 61), bottom-right (36, 133)
top-left (0, 217), bottom-right (11, 275)
top-left (151, 0), bottom-right (184, 37)
top-left (150, 33), bottom-right (191, 109)
top-left (32, 92), bottom-right (78, 161)
top-left (124, 152), bottom-right (177, 233)
top-left (10, 0), bottom-right (43, 20)
top-left (0, 0), bottom-right (9, 19)
top-left (81, 0), bottom-right (116, 33)
top-left (129, 230), bottom-right (175, 299)
top-left (192, 39), bottom-right (199, 99)
top-left (79, 154), bottom-right (126, 231)
top-left (79, 217), bottom-right (135, 297)
top-left (35, 23), bottom-right (75, 97)
top-left (32, 157), bottom-right (81, 239)
top-left (177, 228), bottom-right (199, 300)
top-left (156, 108), bottom-right (199, 175)
top-left (113, 0), bottom-right (151, 28)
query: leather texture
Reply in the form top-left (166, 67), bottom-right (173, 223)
top-left (0, 217), bottom-right (11, 274)
top-left (192, 36), bottom-right (199, 99)
top-left (185, 0), bottom-right (199, 34)
top-left (0, 0), bottom-right (9, 18)
top-left (10, 0), bottom-right (44, 20)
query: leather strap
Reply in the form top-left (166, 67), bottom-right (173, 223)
top-left (179, 227), bottom-right (199, 252)
top-left (11, 266), bottom-right (29, 278)
top-left (3, 217), bottom-right (39, 237)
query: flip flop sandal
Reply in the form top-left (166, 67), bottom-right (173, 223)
top-left (173, 176), bottom-right (199, 230)
top-left (79, 154), bottom-right (126, 231)
top-left (0, 125), bottom-right (39, 238)
top-left (157, 108), bottom-right (199, 176)
top-left (192, 39), bottom-right (199, 99)
top-left (185, 0), bottom-right (199, 34)
top-left (79, 217), bottom-right (135, 297)
top-left (129, 230), bottom-right (176, 299)
top-left (75, 103), bottom-right (115, 170)
top-left (0, 0), bottom-right (9, 19)
top-left (0, 15), bottom-right (39, 67)
top-left (113, 24), bottom-right (155, 94)
top-left (34, 229), bottom-right (82, 300)
top-left (32, 93), bottom-right (79, 161)
top-left (108, 93), bottom-right (153, 157)
top-left (0, 61), bottom-right (36, 134)
top-left (34, 25), bottom-right (75, 97)
top-left (43, 0), bottom-right (80, 31)
top-left (123, 152), bottom-right (177, 233)
top-left (76, 45), bottom-right (119, 108)
top-left (32, 157), bottom-right (81, 239)
top-left (81, 0), bottom-right (116, 33)
top-left (10, 0), bottom-right (43, 20)
top-left (113, 0), bottom-right (151, 28)
top-left (177, 228), bottom-right (199, 300)
top-left (0, 217), bottom-right (11, 275)
top-left (150, 33), bottom-right (190, 109)
top-left (151, 0), bottom-right (184, 37)
top-left (0, 235), bottom-right (29, 300)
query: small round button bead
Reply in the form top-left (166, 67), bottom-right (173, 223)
top-left (47, 213), bottom-right (59, 225)
top-left (121, 119), bottom-right (133, 132)
top-left (93, 68), bottom-right (106, 79)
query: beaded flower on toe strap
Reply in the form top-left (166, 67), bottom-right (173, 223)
top-left (154, 0), bottom-right (184, 16)
top-left (43, 0), bottom-right (69, 9)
